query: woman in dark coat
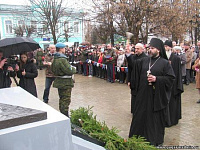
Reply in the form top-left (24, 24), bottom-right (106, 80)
top-left (16, 52), bottom-right (38, 97)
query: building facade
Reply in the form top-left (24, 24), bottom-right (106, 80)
top-left (0, 4), bottom-right (84, 49)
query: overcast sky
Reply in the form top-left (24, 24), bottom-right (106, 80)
top-left (0, 0), bottom-right (29, 5)
top-left (0, 0), bottom-right (94, 10)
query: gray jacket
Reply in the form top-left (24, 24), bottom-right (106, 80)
top-left (117, 54), bottom-right (125, 67)
top-left (192, 52), bottom-right (197, 63)
top-left (177, 53), bottom-right (186, 76)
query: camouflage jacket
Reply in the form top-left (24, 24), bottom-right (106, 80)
top-left (36, 50), bottom-right (44, 61)
top-left (103, 49), bottom-right (117, 64)
top-left (51, 53), bottom-right (76, 89)
top-left (80, 50), bottom-right (88, 62)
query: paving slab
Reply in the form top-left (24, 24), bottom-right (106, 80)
top-left (11, 70), bottom-right (200, 147)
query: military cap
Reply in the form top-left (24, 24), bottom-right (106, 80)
top-left (56, 42), bottom-right (66, 48)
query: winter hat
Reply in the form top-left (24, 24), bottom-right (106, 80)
top-left (164, 40), bottom-right (172, 48)
top-left (173, 46), bottom-right (182, 51)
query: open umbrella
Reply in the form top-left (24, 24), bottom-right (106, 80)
top-left (0, 37), bottom-right (40, 57)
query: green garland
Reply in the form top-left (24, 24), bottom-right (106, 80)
top-left (70, 106), bottom-right (157, 150)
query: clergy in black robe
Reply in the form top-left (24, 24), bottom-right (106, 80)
top-left (127, 38), bottom-right (175, 146)
top-left (127, 43), bottom-right (147, 114)
top-left (164, 40), bottom-right (184, 127)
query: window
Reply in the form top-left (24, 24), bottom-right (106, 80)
top-left (42, 24), bottom-right (46, 33)
top-left (5, 20), bottom-right (12, 34)
top-left (74, 22), bottom-right (79, 33)
top-left (38, 21), bottom-right (46, 34)
top-left (64, 22), bottom-right (69, 31)
top-left (31, 20), bottom-right (37, 31)
top-left (18, 20), bottom-right (24, 27)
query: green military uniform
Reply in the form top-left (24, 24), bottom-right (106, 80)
top-left (104, 48), bottom-right (117, 64)
top-left (104, 48), bottom-right (117, 82)
top-left (80, 49), bottom-right (89, 76)
top-left (80, 50), bottom-right (88, 63)
top-left (36, 49), bottom-right (44, 70)
top-left (51, 52), bottom-right (76, 116)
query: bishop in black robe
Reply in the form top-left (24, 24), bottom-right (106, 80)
top-left (127, 38), bottom-right (175, 146)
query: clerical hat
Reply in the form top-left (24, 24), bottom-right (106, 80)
top-left (149, 38), bottom-right (168, 60)
top-left (164, 40), bottom-right (172, 48)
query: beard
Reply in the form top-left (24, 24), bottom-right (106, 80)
top-left (149, 50), bottom-right (159, 58)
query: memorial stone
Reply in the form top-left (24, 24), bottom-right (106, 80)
top-left (0, 103), bottom-right (47, 129)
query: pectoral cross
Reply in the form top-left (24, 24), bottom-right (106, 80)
top-left (147, 70), bottom-right (151, 76)
top-left (147, 69), bottom-right (153, 85)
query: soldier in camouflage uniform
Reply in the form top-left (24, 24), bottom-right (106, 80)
top-left (104, 44), bottom-right (117, 83)
top-left (80, 46), bottom-right (89, 76)
top-left (36, 48), bottom-right (44, 70)
top-left (51, 42), bottom-right (76, 117)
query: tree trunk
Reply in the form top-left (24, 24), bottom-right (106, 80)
top-left (110, 33), bottom-right (114, 46)
top-left (110, 20), bottom-right (114, 46)
top-left (145, 22), bottom-right (149, 44)
top-left (194, 26), bottom-right (198, 45)
top-left (52, 31), bottom-right (57, 44)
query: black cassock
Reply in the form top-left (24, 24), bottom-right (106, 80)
top-left (166, 53), bottom-right (183, 127)
top-left (127, 52), bottom-right (147, 113)
top-left (127, 56), bottom-right (175, 146)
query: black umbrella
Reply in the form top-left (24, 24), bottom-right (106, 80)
top-left (0, 37), bottom-right (40, 57)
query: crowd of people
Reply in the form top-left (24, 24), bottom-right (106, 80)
top-left (62, 40), bottom-right (200, 88)
top-left (0, 38), bottom-right (200, 146)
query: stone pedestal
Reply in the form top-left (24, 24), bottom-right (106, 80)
top-left (0, 87), bottom-right (73, 150)
top-left (0, 87), bottom-right (105, 150)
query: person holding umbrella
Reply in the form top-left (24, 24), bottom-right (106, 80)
top-left (0, 50), bottom-right (16, 88)
top-left (0, 37), bottom-right (40, 57)
top-left (15, 52), bottom-right (38, 97)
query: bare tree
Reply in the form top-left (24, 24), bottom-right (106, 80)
top-left (89, 0), bottom-right (200, 44)
top-left (150, 1), bottom-right (191, 42)
top-left (13, 25), bottom-right (35, 37)
top-left (63, 20), bottom-right (73, 42)
top-left (90, 0), bottom-right (116, 45)
top-left (152, 0), bottom-right (200, 44)
top-left (13, 26), bottom-right (24, 37)
top-left (187, 0), bottom-right (200, 44)
top-left (94, 24), bottom-right (109, 44)
top-left (91, 0), bottom-right (158, 44)
top-left (28, 0), bottom-right (68, 44)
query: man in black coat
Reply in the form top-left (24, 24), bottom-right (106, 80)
top-left (164, 40), bottom-right (184, 127)
top-left (127, 43), bottom-right (147, 114)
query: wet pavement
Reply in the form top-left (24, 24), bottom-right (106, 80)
top-left (12, 69), bottom-right (200, 147)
